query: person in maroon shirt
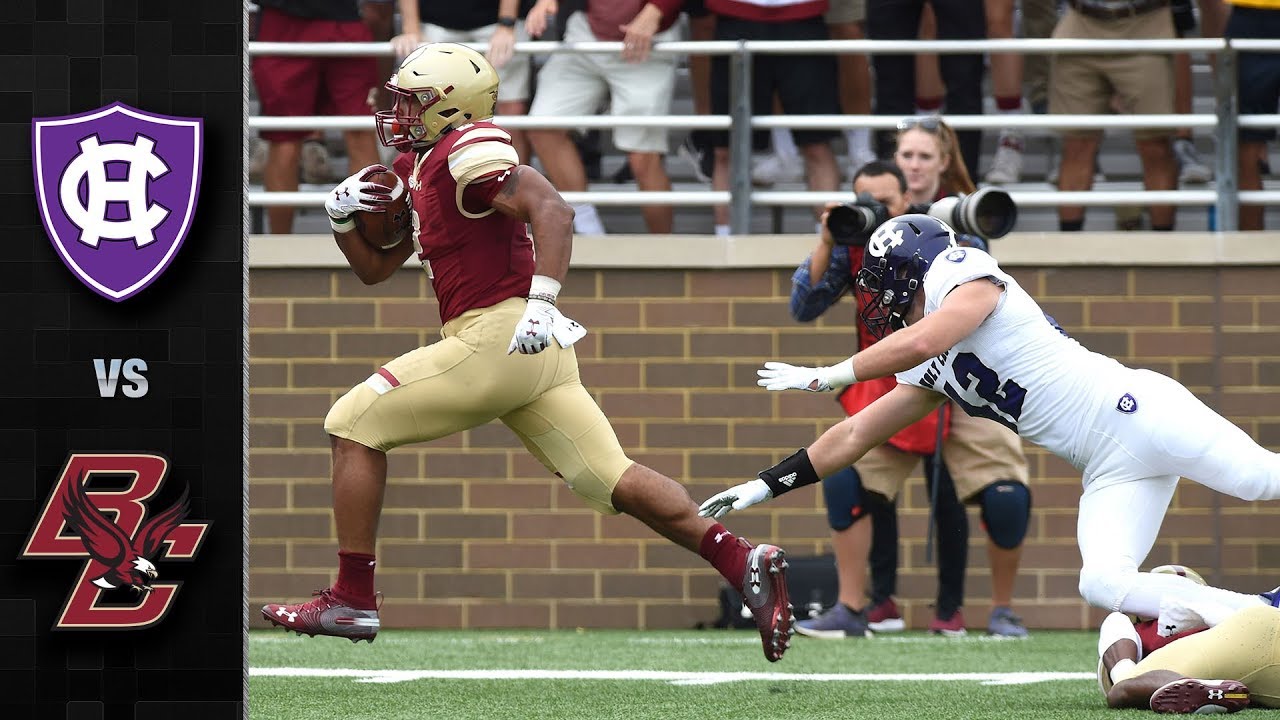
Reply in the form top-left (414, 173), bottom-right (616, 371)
top-left (260, 43), bottom-right (795, 663)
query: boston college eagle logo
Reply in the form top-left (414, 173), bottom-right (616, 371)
top-left (20, 453), bottom-right (211, 630)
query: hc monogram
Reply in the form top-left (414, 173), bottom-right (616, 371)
top-left (61, 134), bottom-right (171, 249)
top-left (33, 102), bottom-right (203, 302)
top-left (20, 453), bottom-right (211, 630)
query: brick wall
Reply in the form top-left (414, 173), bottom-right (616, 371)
top-left (248, 264), bottom-right (1280, 631)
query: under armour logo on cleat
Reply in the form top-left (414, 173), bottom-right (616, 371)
top-left (714, 532), bottom-right (727, 543)
top-left (276, 608), bottom-right (298, 623)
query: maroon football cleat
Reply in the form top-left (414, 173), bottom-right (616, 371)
top-left (1150, 679), bottom-right (1249, 714)
top-left (262, 588), bottom-right (380, 643)
top-left (740, 543), bottom-right (794, 662)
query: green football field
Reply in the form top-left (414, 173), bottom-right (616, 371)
top-left (247, 628), bottom-right (1145, 720)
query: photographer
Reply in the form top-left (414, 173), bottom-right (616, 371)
top-left (790, 159), bottom-right (1032, 639)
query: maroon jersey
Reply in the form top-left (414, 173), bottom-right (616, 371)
top-left (1135, 618), bottom-right (1209, 656)
top-left (392, 121), bottom-right (534, 325)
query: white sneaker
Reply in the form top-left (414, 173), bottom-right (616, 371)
top-left (249, 138), bottom-right (267, 184)
top-left (300, 140), bottom-right (334, 185)
top-left (1174, 138), bottom-right (1213, 184)
top-left (751, 153), bottom-right (804, 186)
top-left (984, 132), bottom-right (1024, 184)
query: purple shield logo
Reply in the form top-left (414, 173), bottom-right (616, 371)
top-left (33, 102), bottom-right (203, 302)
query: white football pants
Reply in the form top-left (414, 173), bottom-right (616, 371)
top-left (1075, 369), bottom-right (1279, 618)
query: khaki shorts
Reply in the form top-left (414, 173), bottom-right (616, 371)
top-left (857, 408), bottom-right (1029, 502)
top-left (325, 298), bottom-right (632, 514)
top-left (527, 12), bottom-right (679, 154)
top-left (825, 0), bottom-right (866, 25)
top-left (422, 22), bottom-right (532, 104)
top-left (1049, 7), bottom-right (1175, 139)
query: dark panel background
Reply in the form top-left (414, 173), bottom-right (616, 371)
top-left (0, 1), bottom-right (246, 718)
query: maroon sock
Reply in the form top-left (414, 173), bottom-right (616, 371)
top-left (995, 95), bottom-right (1023, 112)
top-left (699, 523), bottom-right (750, 589)
top-left (333, 550), bottom-right (377, 609)
top-left (915, 96), bottom-right (944, 113)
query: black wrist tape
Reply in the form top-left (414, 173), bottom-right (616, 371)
top-left (759, 448), bottom-right (821, 498)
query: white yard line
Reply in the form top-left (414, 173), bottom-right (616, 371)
top-left (249, 668), bottom-right (1093, 686)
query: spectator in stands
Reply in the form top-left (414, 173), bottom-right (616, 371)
top-left (895, 115), bottom-right (975, 203)
top-left (983, 0), bottom-right (1027, 184)
top-left (751, 0), bottom-right (878, 185)
top-left (1023, 0), bottom-right (1061, 118)
top-left (1049, 0), bottom-right (1178, 232)
top-left (707, 0), bottom-right (841, 235)
top-left (1171, 0), bottom-right (1214, 185)
top-left (251, 0), bottom-right (385, 234)
top-left (391, 0), bottom-right (536, 163)
top-left (867, 0), bottom-right (985, 182)
top-left (524, 0), bottom-right (685, 235)
top-left (1225, 0), bottom-right (1279, 230)
top-left (250, 0), bottom-right (384, 230)
top-left (676, 0), bottom-right (717, 184)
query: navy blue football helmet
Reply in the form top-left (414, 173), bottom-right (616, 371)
top-left (857, 214), bottom-right (957, 338)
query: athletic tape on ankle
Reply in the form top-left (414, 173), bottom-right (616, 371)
top-left (759, 448), bottom-right (821, 498)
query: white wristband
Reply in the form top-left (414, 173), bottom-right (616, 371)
top-left (330, 216), bottom-right (356, 233)
top-left (826, 358), bottom-right (857, 388)
top-left (529, 274), bottom-right (561, 305)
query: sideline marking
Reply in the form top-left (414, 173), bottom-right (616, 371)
top-left (249, 668), bottom-right (1093, 686)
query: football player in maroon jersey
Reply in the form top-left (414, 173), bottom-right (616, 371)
top-left (261, 43), bottom-right (795, 662)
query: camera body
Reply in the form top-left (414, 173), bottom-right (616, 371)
top-left (825, 192), bottom-right (891, 247)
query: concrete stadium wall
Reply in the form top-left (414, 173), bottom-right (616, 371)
top-left (247, 232), bottom-right (1280, 631)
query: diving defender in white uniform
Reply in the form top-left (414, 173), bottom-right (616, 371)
top-left (699, 214), bottom-right (1280, 619)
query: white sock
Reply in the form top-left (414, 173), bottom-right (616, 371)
top-left (1098, 612), bottom-right (1142, 660)
top-left (571, 203), bottom-right (605, 235)
top-left (771, 128), bottom-right (800, 161)
top-left (997, 104), bottom-right (1024, 146)
top-left (714, 224), bottom-right (731, 236)
top-left (845, 129), bottom-right (872, 162)
top-left (1110, 659), bottom-right (1137, 685)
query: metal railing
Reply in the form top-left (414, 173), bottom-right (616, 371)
top-left (245, 37), bottom-right (1280, 233)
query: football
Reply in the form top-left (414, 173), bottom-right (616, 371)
top-left (1150, 564), bottom-right (1207, 586)
top-left (353, 171), bottom-right (412, 250)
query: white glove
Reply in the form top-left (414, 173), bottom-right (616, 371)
top-left (507, 299), bottom-right (588, 354)
top-left (325, 164), bottom-right (402, 233)
top-left (697, 478), bottom-right (773, 520)
top-left (756, 359), bottom-right (856, 392)
top-left (508, 275), bottom-right (588, 355)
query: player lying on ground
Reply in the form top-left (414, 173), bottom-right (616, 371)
top-left (1098, 566), bottom-right (1278, 714)
top-left (699, 213), bottom-right (1280, 623)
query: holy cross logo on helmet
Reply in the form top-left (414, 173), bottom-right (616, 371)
top-left (866, 221), bottom-right (905, 257)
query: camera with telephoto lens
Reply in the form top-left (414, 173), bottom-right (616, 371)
top-left (825, 192), bottom-right (891, 246)
top-left (925, 187), bottom-right (1018, 241)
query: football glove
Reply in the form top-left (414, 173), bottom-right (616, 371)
top-left (507, 299), bottom-right (588, 354)
top-left (698, 479), bottom-right (773, 520)
top-left (756, 359), bottom-right (856, 392)
top-left (325, 164), bottom-right (400, 233)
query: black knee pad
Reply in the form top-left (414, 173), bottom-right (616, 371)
top-left (979, 480), bottom-right (1031, 550)
top-left (821, 466), bottom-right (866, 531)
